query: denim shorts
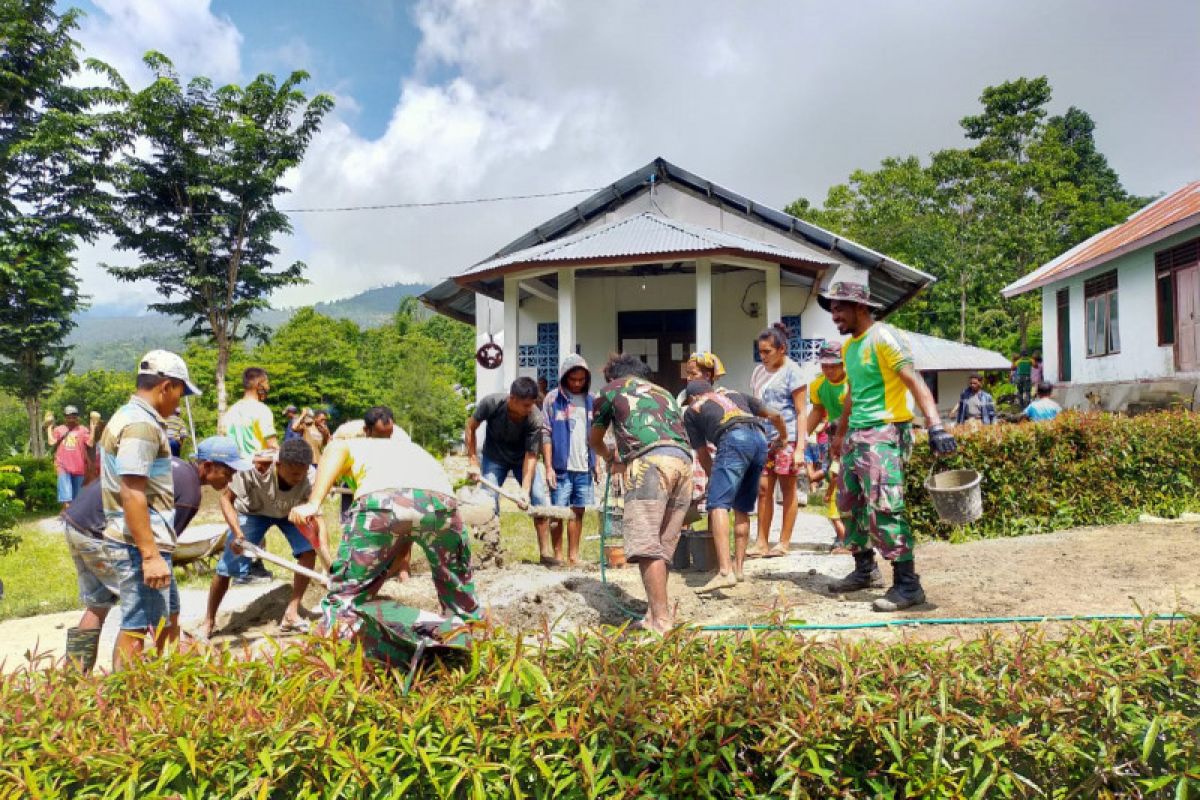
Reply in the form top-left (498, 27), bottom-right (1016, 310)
top-left (216, 514), bottom-right (315, 578)
top-left (551, 470), bottom-right (594, 507)
top-left (103, 540), bottom-right (180, 631)
top-left (480, 454), bottom-right (549, 513)
top-left (707, 425), bottom-right (768, 514)
top-left (65, 525), bottom-right (119, 608)
top-left (57, 471), bottom-right (85, 503)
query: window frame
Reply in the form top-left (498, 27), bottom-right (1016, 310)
top-left (1083, 270), bottom-right (1120, 358)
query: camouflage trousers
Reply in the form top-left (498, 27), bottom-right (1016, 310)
top-left (321, 489), bottom-right (480, 665)
top-left (837, 423), bottom-right (915, 563)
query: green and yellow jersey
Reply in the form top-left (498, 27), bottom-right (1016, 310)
top-left (842, 323), bottom-right (914, 430)
top-left (809, 373), bottom-right (848, 423)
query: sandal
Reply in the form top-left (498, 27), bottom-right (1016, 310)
top-left (763, 546), bottom-right (789, 558)
top-left (279, 618), bottom-right (311, 635)
top-left (744, 547), bottom-right (769, 560)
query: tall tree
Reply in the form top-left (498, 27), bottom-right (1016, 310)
top-left (104, 54), bottom-right (333, 418)
top-left (793, 76), bottom-right (1145, 354)
top-left (0, 1), bottom-right (122, 455)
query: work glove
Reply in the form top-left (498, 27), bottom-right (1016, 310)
top-left (927, 424), bottom-right (957, 456)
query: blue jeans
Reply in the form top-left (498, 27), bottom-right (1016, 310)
top-left (216, 514), bottom-right (315, 578)
top-left (551, 470), bottom-right (594, 507)
top-left (707, 425), bottom-right (768, 514)
top-left (103, 541), bottom-right (180, 631)
top-left (57, 471), bottom-right (84, 503)
top-left (480, 454), bottom-right (548, 513)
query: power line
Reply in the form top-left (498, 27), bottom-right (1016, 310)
top-left (277, 187), bottom-right (601, 214)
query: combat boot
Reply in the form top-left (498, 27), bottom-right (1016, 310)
top-left (828, 549), bottom-right (884, 593)
top-left (65, 627), bottom-right (101, 673)
top-left (872, 560), bottom-right (926, 612)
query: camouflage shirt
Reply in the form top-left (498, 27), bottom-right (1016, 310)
top-left (593, 376), bottom-right (690, 462)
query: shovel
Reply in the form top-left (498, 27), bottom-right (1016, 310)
top-left (474, 476), bottom-right (574, 521)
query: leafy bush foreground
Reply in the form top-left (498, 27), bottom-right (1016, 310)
top-left (1, 620), bottom-right (1197, 798)
top-left (907, 410), bottom-right (1200, 541)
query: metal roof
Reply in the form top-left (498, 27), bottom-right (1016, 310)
top-left (908, 331), bottom-right (1011, 373)
top-left (458, 212), bottom-right (841, 279)
top-left (422, 157), bottom-right (936, 323)
top-left (1003, 181), bottom-right (1200, 297)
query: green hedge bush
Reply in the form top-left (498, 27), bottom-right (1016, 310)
top-left (907, 410), bottom-right (1200, 541)
top-left (0, 455), bottom-right (58, 514)
top-left (0, 621), bottom-right (1196, 798)
top-left (0, 465), bottom-right (22, 555)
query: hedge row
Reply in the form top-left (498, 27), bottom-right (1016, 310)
top-left (906, 410), bottom-right (1200, 541)
top-left (0, 455), bottom-right (58, 514)
top-left (1, 620), bottom-right (1197, 798)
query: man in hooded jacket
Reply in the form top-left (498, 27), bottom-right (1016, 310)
top-left (541, 354), bottom-right (597, 566)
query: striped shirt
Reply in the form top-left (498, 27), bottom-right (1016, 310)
top-left (99, 395), bottom-right (176, 551)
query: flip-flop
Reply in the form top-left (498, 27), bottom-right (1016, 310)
top-left (279, 619), bottom-right (311, 635)
top-left (744, 548), bottom-right (768, 560)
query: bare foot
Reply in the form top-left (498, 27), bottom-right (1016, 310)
top-left (196, 620), bottom-right (214, 641)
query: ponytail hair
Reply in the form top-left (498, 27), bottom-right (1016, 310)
top-left (757, 322), bottom-right (789, 351)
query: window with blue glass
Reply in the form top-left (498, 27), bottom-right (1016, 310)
top-left (752, 315), bottom-right (824, 364)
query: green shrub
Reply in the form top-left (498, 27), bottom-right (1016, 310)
top-left (907, 410), bottom-right (1200, 541)
top-left (0, 455), bottom-right (58, 514)
top-left (0, 465), bottom-right (22, 555)
top-left (0, 620), bottom-right (1196, 797)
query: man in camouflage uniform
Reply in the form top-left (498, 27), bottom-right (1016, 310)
top-left (290, 409), bottom-right (479, 664)
top-left (820, 283), bottom-right (957, 611)
top-left (590, 353), bottom-right (693, 634)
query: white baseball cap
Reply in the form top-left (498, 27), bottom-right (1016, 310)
top-left (138, 350), bottom-right (202, 396)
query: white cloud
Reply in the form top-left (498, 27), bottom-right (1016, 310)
top-left (76, 0), bottom-right (241, 86)
top-left (70, 0), bottom-right (1200, 310)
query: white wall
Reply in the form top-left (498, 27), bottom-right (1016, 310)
top-left (1038, 225), bottom-right (1199, 385)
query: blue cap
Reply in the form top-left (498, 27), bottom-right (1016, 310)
top-left (194, 435), bottom-right (252, 471)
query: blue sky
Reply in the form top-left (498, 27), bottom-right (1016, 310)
top-left (62, 1), bottom-right (1200, 310)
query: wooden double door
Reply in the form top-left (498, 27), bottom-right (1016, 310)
top-left (1176, 265), bottom-right (1200, 372)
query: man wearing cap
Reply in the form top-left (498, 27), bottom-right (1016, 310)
top-left (100, 350), bottom-right (203, 668)
top-left (60, 435), bottom-right (248, 672)
top-left (45, 405), bottom-right (98, 510)
top-left (818, 283), bottom-right (957, 612)
top-left (806, 341), bottom-right (853, 555)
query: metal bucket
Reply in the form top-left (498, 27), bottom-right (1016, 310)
top-left (924, 466), bottom-right (983, 525)
top-left (688, 531), bottom-right (719, 572)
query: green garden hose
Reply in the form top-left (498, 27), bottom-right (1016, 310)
top-left (596, 478), bottom-right (1188, 632)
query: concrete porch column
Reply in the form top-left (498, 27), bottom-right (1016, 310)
top-left (765, 263), bottom-right (782, 325)
top-left (557, 268), bottom-right (576, 367)
top-left (695, 258), bottom-right (712, 353)
top-left (503, 275), bottom-right (519, 387)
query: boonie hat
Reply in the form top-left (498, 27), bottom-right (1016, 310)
top-left (138, 350), bottom-right (202, 396)
top-left (64, 405), bottom-right (80, 416)
top-left (817, 341), bottom-right (843, 364)
top-left (817, 281), bottom-right (882, 312)
top-left (194, 436), bottom-right (252, 471)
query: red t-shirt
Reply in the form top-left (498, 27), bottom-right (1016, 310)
top-left (52, 424), bottom-right (91, 475)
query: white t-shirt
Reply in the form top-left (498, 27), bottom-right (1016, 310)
top-left (224, 398), bottom-right (277, 458)
top-left (751, 358), bottom-right (817, 442)
top-left (336, 438), bottom-right (453, 498)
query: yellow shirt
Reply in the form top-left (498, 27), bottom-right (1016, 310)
top-left (328, 438), bottom-right (453, 499)
top-left (842, 322), bottom-right (914, 429)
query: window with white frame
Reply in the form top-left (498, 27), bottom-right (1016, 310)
top-left (1084, 270), bottom-right (1120, 357)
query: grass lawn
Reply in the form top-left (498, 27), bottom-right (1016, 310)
top-left (0, 500), bottom-right (610, 622)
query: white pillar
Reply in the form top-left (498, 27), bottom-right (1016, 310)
top-left (765, 264), bottom-right (782, 325)
top-left (557, 268), bottom-right (576, 367)
top-left (503, 275), bottom-right (519, 388)
top-left (695, 258), bottom-right (712, 353)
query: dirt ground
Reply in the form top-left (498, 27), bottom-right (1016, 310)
top-left (195, 519), bottom-right (1200, 643)
top-left (3, 520), bottom-right (1196, 668)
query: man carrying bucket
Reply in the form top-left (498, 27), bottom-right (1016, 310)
top-left (821, 283), bottom-right (957, 612)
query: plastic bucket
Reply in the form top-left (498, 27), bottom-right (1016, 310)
top-left (924, 467), bottom-right (983, 525)
top-left (672, 532), bottom-right (693, 571)
top-left (604, 544), bottom-right (627, 568)
top-left (688, 531), bottom-right (719, 572)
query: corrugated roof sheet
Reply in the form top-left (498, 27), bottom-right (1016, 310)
top-left (908, 331), bottom-right (1011, 372)
top-left (1003, 181), bottom-right (1200, 297)
top-left (458, 212), bottom-right (842, 277)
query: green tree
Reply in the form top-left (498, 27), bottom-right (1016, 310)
top-left (104, 54), bottom-right (334, 420)
top-left (255, 307), bottom-right (370, 417)
top-left (793, 76), bottom-right (1144, 353)
top-left (0, 1), bottom-right (123, 456)
top-left (48, 368), bottom-right (134, 422)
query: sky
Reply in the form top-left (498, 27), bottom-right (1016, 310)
top-left (64, 0), bottom-right (1200, 312)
